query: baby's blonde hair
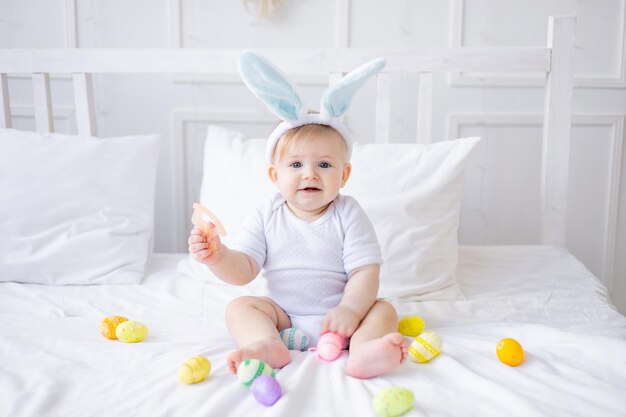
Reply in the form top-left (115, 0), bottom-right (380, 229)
top-left (272, 123), bottom-right (347, 164)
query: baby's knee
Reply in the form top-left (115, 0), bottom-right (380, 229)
top-left (225, 295), bottom-right (260, 316)
top-left (371, 300), bottom-right (398, 322)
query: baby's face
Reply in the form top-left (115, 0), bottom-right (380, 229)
top-left (268, 132), bottom-right (351, 220)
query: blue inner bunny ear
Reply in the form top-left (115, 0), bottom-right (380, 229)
top-left (239, 51), bottom-right (302, 121)
top-left (321, 57), bottom-right (386, 119)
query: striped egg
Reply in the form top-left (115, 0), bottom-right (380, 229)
top-left (237, 359), bottom-right (276, 387)
top-left (409, 330), bottom-right (442, 363)
top-left (279, 328), bottom-right (310, 351)
top-left (178, 355), bottom-right (211, 384)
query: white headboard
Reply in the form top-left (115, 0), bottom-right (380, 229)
top-left (0, 16), bottom-right (576, 248)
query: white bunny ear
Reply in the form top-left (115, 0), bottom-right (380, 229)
top-left (238, 50), bottom-right (303, 121)
top-left (320, 57), bottom-right (386, 119)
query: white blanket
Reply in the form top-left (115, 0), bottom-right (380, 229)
top-left (1, 246), bottom-right (625, 417)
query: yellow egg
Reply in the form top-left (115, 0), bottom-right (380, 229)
top-left (115, 320), bottom-right (148, 343)
top-left (398, 316), bottom-right (425, 337)
top-left (409, 330), bottom-right (442, 363)
top-left (373, 386), bottom-right (414, 417)
top-left (178, 356), bottom-right (211, 384)
top-left (496, 338), bottom-right (524, 366)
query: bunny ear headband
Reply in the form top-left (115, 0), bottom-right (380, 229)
top-left (238, 50), bottom-right (386, 163)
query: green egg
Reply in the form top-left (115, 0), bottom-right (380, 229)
top-left (373, 386), bottom-right (414, 417)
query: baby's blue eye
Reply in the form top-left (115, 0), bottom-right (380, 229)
top-left (319, 162), bottom-right (331, 168)
top-left (290, 162), bottom-right (302, 168)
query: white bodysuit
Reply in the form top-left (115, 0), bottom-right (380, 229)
top-left (232, 193), bottom-right (382, 343)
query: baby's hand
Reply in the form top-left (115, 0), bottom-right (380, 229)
top-left (188, 224), bottom-right (222, 265)
top-left (321, 305), bottom-right (361, 338)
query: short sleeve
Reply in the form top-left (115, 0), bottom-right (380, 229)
top-left (337, 195), bottom-right (382, 275)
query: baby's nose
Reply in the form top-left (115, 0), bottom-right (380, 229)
top-left (303, 166), bottom-right (319, 179)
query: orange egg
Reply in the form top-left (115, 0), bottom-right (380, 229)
top-left (99, 315), bottom-right (128, 339)
top-left (496, 338), bottom-right (524, 366)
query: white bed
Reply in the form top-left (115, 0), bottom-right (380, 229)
top-left (1, 15), bottom-right (626, 417)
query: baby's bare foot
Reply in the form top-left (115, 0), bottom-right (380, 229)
top-left (227, 339), bottom-right (291, 374)
top-left (346, 333), bottom-right (408, 379)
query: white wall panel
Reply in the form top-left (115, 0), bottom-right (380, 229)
top-left (76, 0), bottom-right (169, 47)
top-left (0, 0), bottom-right (68, 48)
top-left (452, 114), bottom-right (623, 290)
top-left (350, 0), bottom-right (450, 47)
top-left (178, 0), bottom-right (336, 48)
top-left (452, 0), bottom-right (626, 87)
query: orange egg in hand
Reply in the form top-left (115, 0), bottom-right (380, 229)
top-left (496, 338), bottom-right (524, 366)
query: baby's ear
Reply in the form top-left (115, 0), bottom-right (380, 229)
top-left (267, 165), bottom-right (279, 185)
top-left (340, 163), bottom-right (352, 187)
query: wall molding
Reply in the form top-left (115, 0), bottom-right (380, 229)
top-left (168, 0), bottom-right (347, 85)
top-left (448, 113), bottom-right (624, 293)
top-left (449, 0), bottom-right (626, 88)
top-left (171, 108), bottom-right (276, 251)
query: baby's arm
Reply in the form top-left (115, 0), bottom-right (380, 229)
top-left (322, 264), bottom-right (380, 337)
top-left (188, 225), bottom-right (259, 286)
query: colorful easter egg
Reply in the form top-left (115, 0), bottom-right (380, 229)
top-left (409, 330), bottom-right (442, 363)
top-left (398, 316), bottom-right (425, 337)
top-left (178, 355), bottom-right (211, 384)
top-left (251, 375), bottom-right (282, 406)
top-left (373, 386), bottom-right (415, 417)
top-left (237, 359), bottom-right (276, 387)
top-left (496, 338), bottom-right (524, 366)
top-left (115, 320), bottom-right (148, 343)
top-left (279, 328), bottom-right (310, 351)
top-left (99, 315), bottom-right (128, 339)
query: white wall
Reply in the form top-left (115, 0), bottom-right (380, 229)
top-left (1, 0), bottom-right (625, 314)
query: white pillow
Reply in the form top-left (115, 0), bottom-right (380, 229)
top-left (0, 128), bottom-right (160, 285)
top-left (184, 125), bottom-right (479, 298)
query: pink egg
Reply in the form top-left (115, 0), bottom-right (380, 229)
top-left (251, 375), bottom-right (281, 406)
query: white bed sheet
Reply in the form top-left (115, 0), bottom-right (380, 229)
top-left (1, 246), bottom-right (625, 417)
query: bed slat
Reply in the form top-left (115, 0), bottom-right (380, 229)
top-left (32, 73), bottom-right (54, 133)
top-left (416, 72), bottom-right (433, 144)
top-left (541, 16), bottom-right (577, 246)
top-left (375, 72), bottom-right (392, 143)
top-left (72, 73), bottom-right (97, 136)
top-left (0, 73), bottom-right (10, 128)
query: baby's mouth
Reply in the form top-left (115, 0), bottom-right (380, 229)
top-left (300, 187), bottom-right (321, 192)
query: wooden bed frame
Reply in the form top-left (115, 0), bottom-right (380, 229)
top-left (0, 16), bottom-right (576, 248)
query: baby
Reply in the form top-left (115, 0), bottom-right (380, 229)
top-left (188, 51), bottom-right (407, 379)
top-left (189, 122), bottom-right (407, 378)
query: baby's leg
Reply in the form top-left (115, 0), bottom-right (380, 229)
top-left (346, 300), bottom-right (408, 379)
top-left (225, 296), bottom-right (292, 374)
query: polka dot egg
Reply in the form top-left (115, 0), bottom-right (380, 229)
top-left (373, 386), bottom-right (414, 417)
top-left (409, 330), bottom-right (442, 363)
top-left (237, 359), bottom-right (276, 387)
top-left (99, 315), bottom-right (128, 340)
top-left (115, 320), bottom-right (148, 343)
